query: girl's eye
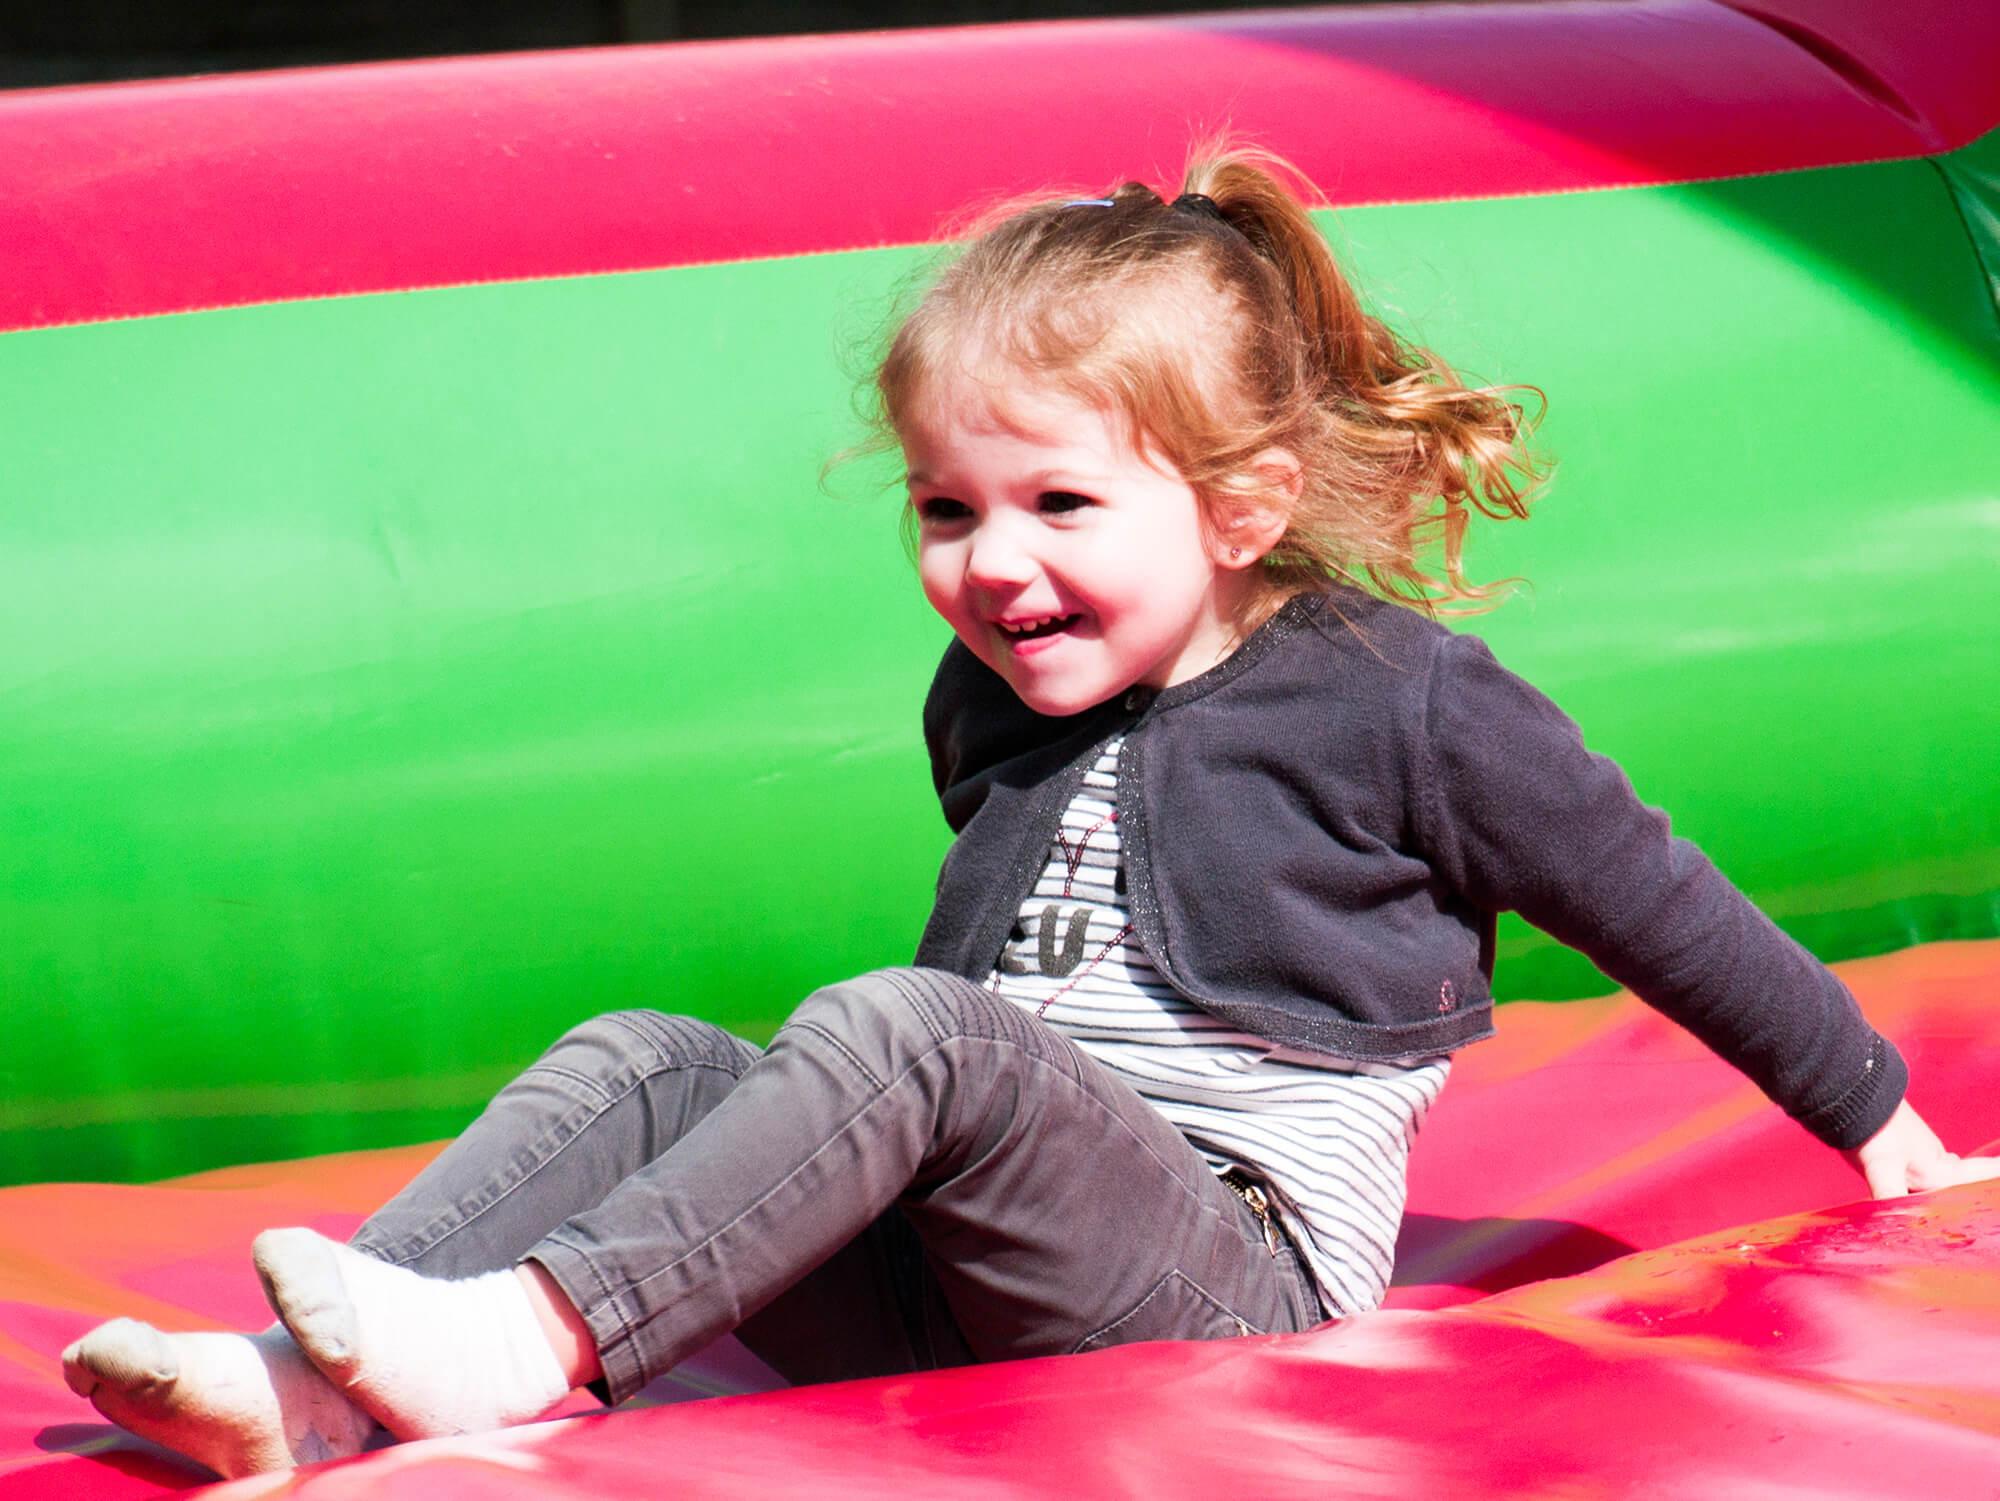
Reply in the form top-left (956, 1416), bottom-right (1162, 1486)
top-left (1038, 491), bottom-right (1095, 514)
top-left (915, 497), bottom-right (972, 524)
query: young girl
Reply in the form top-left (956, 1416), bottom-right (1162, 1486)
top-left (63, 145), bottom-right (1996, 1479)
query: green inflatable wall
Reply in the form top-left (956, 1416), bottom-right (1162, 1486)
top-left (4, 96), bottom-right (1996, 1186)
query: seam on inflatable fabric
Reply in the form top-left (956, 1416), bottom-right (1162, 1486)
top-left (0, 238), bottom-right (949, 335)
top-left (1339, 149), bottom-right (1944, 211)
top-left (0, 145), bottom-right (1956, 339)
top-left (0, 261), bottom-right (775, 336)
top-left (1708, 1), bottom-right (1940, 149)
top-left (1922, 152), bottom-right (2000, 339)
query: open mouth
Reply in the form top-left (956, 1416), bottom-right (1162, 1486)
top-left (996, 613), bottom-right (1081, 641)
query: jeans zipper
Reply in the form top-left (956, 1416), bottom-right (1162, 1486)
top-left (1222, 1169), bottom-right (1284, 1258)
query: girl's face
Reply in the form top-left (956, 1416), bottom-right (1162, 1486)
top-left (903, 368), bottom-right (1262, 718)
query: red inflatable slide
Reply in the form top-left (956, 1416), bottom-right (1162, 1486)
top-left (7, 943), bottom-right (1997, 1498)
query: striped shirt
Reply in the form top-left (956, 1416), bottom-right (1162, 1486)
top-left (985, 739), bottom-right (1451, 1318)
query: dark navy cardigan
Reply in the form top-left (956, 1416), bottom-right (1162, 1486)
top-left (912, 587), bottom-right (1906, 1151)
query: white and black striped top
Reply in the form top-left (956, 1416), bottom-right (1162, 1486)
top-left (985, 738), bottom-right (1451, 1318)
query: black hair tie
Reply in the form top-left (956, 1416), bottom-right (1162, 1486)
top-left (1171, 192), bottom-right (1228, 224)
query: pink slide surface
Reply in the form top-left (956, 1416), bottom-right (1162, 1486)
top-left (4, 942), bottom-right (1995, 1498)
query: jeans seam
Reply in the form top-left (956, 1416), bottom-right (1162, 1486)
top-left (1072, 1268), bottom-right (1262, 1354)
top-left (1076, 1272), bottom-right (1180, 1351)
top-left (601, 1010), bottom-right (699, 1063)
top-left (599, 1011), bottom-right (763, 1085)
top-left (536, 1235), bottom-right (642, 1395)
top-left (526, 1062), bottom-right (619, 1106)
top-left (879, 968), bottom-right (966, 1049)
top-left (1287, 1241), bottom-right (1326, 1327)
top-left (548, 1234), bottom-right (621, 1321)
top-left (785, 1020), bottom-right (888, 1093)
top-left (1179, 1268), bottom-right (1265, 1337)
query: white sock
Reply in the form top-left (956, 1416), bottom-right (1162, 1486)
top-left (61, 1320), bottom-right (378, 1478)
top-left (252, 1228), bottom-right (573, 1441)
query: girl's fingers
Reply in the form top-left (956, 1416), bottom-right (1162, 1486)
top-left (1866, 1166), bottom-right (1910, 1199)
top-left (1906, 1152), bottom-right (2000, 1194)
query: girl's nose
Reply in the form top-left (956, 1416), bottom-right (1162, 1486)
top-left (964, 520), bottom-right (1040, 590)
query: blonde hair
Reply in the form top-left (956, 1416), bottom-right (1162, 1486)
top-left (858, 139), bottom-right (1552, 620)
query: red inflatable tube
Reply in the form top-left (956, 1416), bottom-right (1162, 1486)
top-left (2, 0), bottom-right (1995, 332)
top-left (4, 941), bottom-right (1995, 1498)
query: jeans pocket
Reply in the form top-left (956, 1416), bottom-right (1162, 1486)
top-left (1071, 1269), bottom-right (1265, 1354)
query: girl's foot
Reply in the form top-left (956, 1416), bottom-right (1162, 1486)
top-left (251, 1228), bottom-right (572, 1440)
top-left (61, 1321), bottom-right (378, 1478)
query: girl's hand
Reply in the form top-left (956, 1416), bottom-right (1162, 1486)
top-left (1842, 1100), bottom-right (2000, 1198)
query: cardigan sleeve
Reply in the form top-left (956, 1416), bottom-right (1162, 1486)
top-left (1415, 629), bottom-right (1905, 1150)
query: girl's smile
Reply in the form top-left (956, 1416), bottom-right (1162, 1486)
top-left (903, 370), bottom-right (1266, 717)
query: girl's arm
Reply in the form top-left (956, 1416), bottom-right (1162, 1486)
top-left (1416, 630), bottom-right (1993, 1195)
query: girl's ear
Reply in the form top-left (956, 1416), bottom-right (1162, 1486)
top-left (1212, 447), bottom-right (1302, 569)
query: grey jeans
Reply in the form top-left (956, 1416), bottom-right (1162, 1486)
top-left (350, 967), bottom-right (1323, 1403)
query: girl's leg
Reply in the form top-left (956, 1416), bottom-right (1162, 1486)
top-left (534, 969), bottom-right (1322, 1396)
top-left (343, 1007), bottom-right (970, 1386)
top-left (347, 1009), bottom-right (762, 1276)
top-left (66, 1003), bottom-right (973, 1476)
top-left (260, 968), bottom-right (1322, 1423)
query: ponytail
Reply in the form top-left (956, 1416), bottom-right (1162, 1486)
top-left (1183, 141), bottom-right (1550, 612)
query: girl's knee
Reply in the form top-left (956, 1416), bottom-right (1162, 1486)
top-left (782, 968), bottom-right (994, 1053)
top-left (543, 1010), bottom-right (756, 1076)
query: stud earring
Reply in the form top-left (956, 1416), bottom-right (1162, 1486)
top-left (1230, 546), bottom-right (1243, 560)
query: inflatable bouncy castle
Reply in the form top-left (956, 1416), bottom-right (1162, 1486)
top-left (3, 1), bottom-right (1997, 1494)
